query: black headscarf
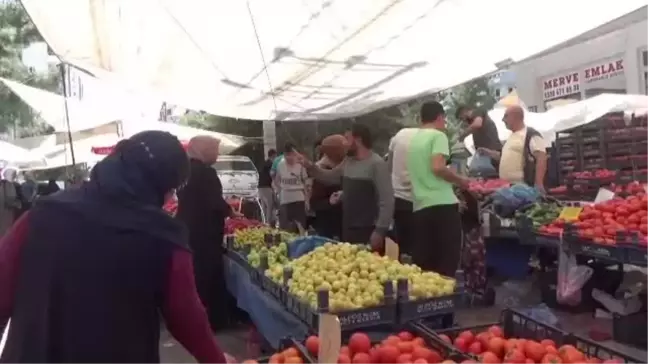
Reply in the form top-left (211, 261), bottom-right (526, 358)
top-left (38, 130), bottom-right (191, 245)
top-left (90, 131), bottom-right (189, 206)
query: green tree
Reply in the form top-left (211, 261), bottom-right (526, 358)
top-left (0, 0), bottom-right (60, 137)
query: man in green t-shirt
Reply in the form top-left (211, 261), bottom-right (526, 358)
top-left (406, 101), bottom-right (470, 277)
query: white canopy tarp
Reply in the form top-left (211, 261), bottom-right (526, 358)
top-left (20, 0), bottom-right (648, 121)
top-left (121, 119), bottom-right (246, 154)
top-left (545, 93), bottom-right (648, 138)
top-left (0, 77), bottom-right (128, 133)
top-left (0, 140), bottom-right (46, 167)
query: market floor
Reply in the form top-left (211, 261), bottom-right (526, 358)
top-left (158, 307), bottom-right (647, 362)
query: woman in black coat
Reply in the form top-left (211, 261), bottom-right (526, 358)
top-left (176, 136), bottom-right (242, 332)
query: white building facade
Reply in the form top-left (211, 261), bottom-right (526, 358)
top-left (512, 7), bottom-right (647, 111)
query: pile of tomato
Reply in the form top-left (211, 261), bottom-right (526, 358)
top-left (438, 326), bottom-right (622, 363)
top-left (312, 331), bottom-right (455, 364)
top-left (225, 217), bottom-right (263, 234)
top-left (538, 184), bottom-right (647, 246)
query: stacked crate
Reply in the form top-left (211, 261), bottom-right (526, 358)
top-left (554, 112), bottom-right (648, 189)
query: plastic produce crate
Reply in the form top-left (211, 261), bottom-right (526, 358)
top-left (255, 337), bottom-right (315, 363)
top-left (481, 211), bottom-right (518, 239)
top-left (619, 232), bottom-right (648, 267)
top-left (563, 225), bottom-right (626, 263)
top-left (395, 273), bottom-right (461, 323)
top-left (566, 334), bottom-right (643, 363)
top-left (612, 311), bottom-right (647, 350)
top-left (298, 321), bottom-right (471, 363)
top-left (284, 284), bottom-right (398, 332)
top-left (225, 236), bottom-right (254, 272)
top-left (430, 309), bottom-right (568, 347)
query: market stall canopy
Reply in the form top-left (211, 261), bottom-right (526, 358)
top-left (0, 140), bottom-right (47, 168)
top-left (121, 119), bottom-right (246, 154)
top-left (19, 0), bottom-right (648, 121)
top-left (88, 119), bottom-right (246, 156)
top-left (0, 77), bottom-right (126, 133)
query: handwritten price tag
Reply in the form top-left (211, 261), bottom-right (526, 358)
top-left (385, 238), bottom-right (399, 260)
top-left (318, 314), bottom-right (341, 364)
top-left (559, 207), bottom-right (582, 221)
top-left (594, 188), bottom-right (615, 203)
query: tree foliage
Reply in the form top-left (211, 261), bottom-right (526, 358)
top-left (0, 0), bottom-right (60, 137)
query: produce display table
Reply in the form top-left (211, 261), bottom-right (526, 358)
top-left (224, 254), bottom-right (309, 347)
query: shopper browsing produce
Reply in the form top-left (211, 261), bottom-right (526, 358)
top-left (407, 101), bottom-right (469, 277)
top-left (479, 105), bottom-right (548, 192)
top-left (0, 131), bottom-right (231, 363)
top-left (387, 127), bottom-right (418, 255)
top-left (259, 148), bottom-right (278, 226)
top-left (275, 143), bottom-right (310, 233)
top-left (299, 124), bottom-right (394, 250)
top-left (309, 134), bottom-right (346, 239)
top-left (177, 135), bottom-right (243, 332)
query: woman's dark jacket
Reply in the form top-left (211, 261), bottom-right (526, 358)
top-left (176, 159), bottom-right (232, 329)
top-left (0, 141), bottom-right (188, 363)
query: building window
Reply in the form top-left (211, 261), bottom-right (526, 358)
top-left (642, 49), bottom-right (648, 95)
top-left (495, 89), bottom-right (501, 97)
top-left (643, 50), bottom-right (648, 66)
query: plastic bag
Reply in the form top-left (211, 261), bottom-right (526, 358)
top-left (557, 249), bottom-right (594, 306)
top-left (491, 184), bottom-right (540, 218)
top-left (468, 151), bottom-right (497, 177)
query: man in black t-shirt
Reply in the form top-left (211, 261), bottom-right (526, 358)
top-left (456, 106), bottom-right (502, 171)
top-left (259, 149), bottom-right (277, 224)
top-left (456, 106), bottom-right (502, 151)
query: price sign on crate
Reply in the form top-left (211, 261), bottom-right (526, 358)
top-left (559, 207), bottom-right (582, 221)
top-left (318, 313), bottom-right (341, 364)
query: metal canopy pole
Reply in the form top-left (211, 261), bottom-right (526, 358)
top-left (59, 63), bottom-right (76, 167)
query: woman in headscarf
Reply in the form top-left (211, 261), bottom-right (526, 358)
top-left (0, 131), bottom-right (230, 363)
top-left (177, 135), bottom-right (241, 332)
top-left (309, 134), bottom-right (346, 239)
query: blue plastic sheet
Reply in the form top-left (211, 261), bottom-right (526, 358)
top-left (491, 184), bottom-right (540, 218)
top-left (224, 256), bottom-right (309, 348)
top-left (287, 235), bottom-right (333, 259)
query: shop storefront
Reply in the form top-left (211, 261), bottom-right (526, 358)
top-left (512, 7), bottom-right (647, 111)
top-left (542, 56), bottom-right (628, 109)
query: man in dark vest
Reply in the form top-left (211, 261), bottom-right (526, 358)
top-left (478, 105), bottom-right (548, 192)
top-left (456, 106), bottom-right (503, 169)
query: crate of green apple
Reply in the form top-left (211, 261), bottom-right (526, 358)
top-left (430, 309), bottom-right (632, 363)
top-left (283, 326), bottom-right (470, 364)
top-left (268, 242), bottom-right (457, 331)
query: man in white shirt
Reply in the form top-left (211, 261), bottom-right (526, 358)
top-left (387, 127), bottom-right (418, 255)
top-left (479, 105), bottom-right (548, 192)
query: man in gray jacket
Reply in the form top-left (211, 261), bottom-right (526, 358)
top-left (300, 124), bottom-right (394, 250)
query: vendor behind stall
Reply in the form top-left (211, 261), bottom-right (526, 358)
top-left (457, 105), bottom-right (502, 169)
top-left (478, 105), bottom-right (548, 192)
